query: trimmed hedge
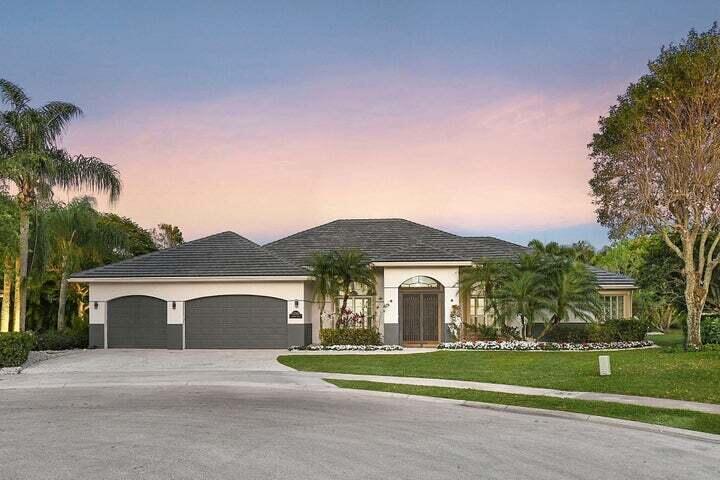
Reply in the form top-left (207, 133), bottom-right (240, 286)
top-left (0, 332), bottom-right (37, 368)
top-left (702, 316), bottom-right (720, 344)
top-left (320, 328), bottom-right (382, 346)
top-left (35, 326), bottom-right (88, 351)
top-left (535, 319), bottom-right (650, 343)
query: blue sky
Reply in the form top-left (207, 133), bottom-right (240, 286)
top-left (4, 1), bottom-right (719, 246)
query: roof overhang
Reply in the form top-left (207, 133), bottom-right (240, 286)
top-left (371, 261), bottom-right (473, 267)
top-left (69, 275), bottom-right (312, 283)
top-left (597, 284), bottom-right (638, 290)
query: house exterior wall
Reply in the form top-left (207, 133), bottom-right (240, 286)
top-left (86, 279), bottom-right (310, 348)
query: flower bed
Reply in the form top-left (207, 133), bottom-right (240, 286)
top-left (288, 344), bottom-right (403, 352)
top-left (437, 340), bottom-right (655, 351)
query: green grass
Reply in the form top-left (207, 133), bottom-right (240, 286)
top-left (278, 347), bottom-right (720, 404)
top-left (650, 329), bottom-right (685, 348)
top-left (327, 379), bottom-right (720, 436)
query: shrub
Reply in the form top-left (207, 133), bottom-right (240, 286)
top-left (590, 318), bottom-right (650, 342)
top-left (0, 332), bottom-right (37, 368)
top-left (320, 327), bottom-right (381, 346)
top-left (701, 316), bottom-right (720, 344)
top-left (35, 325), bottom-right (88, 351)
top-left (540, 324), bottom-right (591, 343)
top-left (462, 323), bottom-right (497, 341)
top-left (499, 325), bottom-right (521, 341)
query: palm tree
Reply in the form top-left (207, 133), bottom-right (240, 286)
top-left (331, 249), bottom-right (375, 317)
top-left (494, 260), bottom-right (545, 340)
top-left (458, 260), bottom-right (506, 327)
top-left (45, 197), bottom-right (127, 330)
top-left (0, 80), bottom-right (121, 331)
top-left (308, 251), bottom-right (339, 331)
top-left (536, 256), bottom-right (601, 340)
top-left (0, 192), bottom-right (18, 332)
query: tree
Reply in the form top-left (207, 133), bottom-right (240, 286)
top-left (98, 213), bottom-right (156, 262)
top-left (152, 223), bottom-right (184, 249)
top-left (494, 255), bottom-right (545, 340)
top-left (331, 249), bottom-right (375, 318)
top-left (0, 192), bottom-right (18, 332)
top-left (458, 260), bottom-right (506, 326)
top-left (308, 252), bottom-right (339, 331)
top-left (0, 79), bottom-right (121, 331)
top-left (45, 197), bottom-right (126, 330)
top-left (536, 256), bottom-right (601, 340)
top-left (589, 25), bottom-right (720, 348)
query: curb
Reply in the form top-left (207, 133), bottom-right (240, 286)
top-left (325, 383), bottom-right (720, 445)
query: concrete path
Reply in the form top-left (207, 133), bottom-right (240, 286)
top-left (311, 372), bottom-right (720, 415)
top-left (1, 382), bottom-right (718, 479)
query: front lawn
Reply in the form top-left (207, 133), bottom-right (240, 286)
top-left (278, 348), bottom-right (720, 404)
top-left (327, 380), bottom-right (720, 436)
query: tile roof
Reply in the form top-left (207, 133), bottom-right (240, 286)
top-left (71, 231), bottom-right (309, 278)
top-left (71, 218), bottom-right (635, 287)
top-left (264, 218), bottom-right (529, 265)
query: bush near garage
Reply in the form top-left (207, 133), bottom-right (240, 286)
top-left (0, 332), bottom-right (37, 368)
top-left (35, 324), bottom-right (88, 351)
top-left (320, 327), bottom-right (382, 346)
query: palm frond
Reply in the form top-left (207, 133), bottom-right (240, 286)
top-left (42, 102), bottom-right (83, 142)
top-left (0, 79), bottom-right (30, 110)
top-left (53, 154), bottom-right (121, 202)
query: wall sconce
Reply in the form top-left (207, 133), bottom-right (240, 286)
top-left (294, 299), bottom-right (299, 308)
top-left (93, 302), bottom-right (98, 310)
top-left (172, 301), bottom-right (176, 310)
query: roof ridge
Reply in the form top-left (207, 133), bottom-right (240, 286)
top-left (263, 219), bottom-right (342, 247)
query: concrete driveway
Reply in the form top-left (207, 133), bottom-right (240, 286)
top-left (21, 348), bottom-right (294, 374)
top-left (1, 349), bottom-right (718, 479)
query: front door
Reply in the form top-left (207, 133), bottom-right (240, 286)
top-left (401, 292), bottom-right (440, 346)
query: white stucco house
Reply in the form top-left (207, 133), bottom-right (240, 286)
top-left (70, 218), bottom-right (636, 349)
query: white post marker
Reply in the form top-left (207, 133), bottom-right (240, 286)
top-left (598, 355), bottom-right (611, 376)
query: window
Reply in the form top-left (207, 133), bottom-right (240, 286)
top-left (336, 296), bottom-right (374, 326)
top-left (400, 276), bottom-right (439, 288)
top-left (468, 295), bottom-right (494, 326)
top-left (602, 295), bottom-right (625, 320)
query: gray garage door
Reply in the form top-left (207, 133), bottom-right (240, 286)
top-left (107, 296), bottom-right (168, 348)
top-left (185, 295), bottom-right (287, 349)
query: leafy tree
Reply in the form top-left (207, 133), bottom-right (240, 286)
top-left (152, 223), bottom-right (184, 249)
top-left (589, 25), bottom-right (720, 348)
top-left (99, 213), bottom-right (156, 262)
top-left (0, 79), bottom-right (121, 331)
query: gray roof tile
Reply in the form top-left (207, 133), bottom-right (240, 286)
top-left (72, 231), bottom-right (308, 278)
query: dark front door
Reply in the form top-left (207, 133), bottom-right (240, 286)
top-left (401, 292), bottom-right (440, 346)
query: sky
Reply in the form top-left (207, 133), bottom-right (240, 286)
top-left (3, 1), bottom-right (720, 247)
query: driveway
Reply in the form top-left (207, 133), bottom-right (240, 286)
top-left (1, 350), bottom-right (718, 479)
top-left (21, 348), bottom-right (294, 374)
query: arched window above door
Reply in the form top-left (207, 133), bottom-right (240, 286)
top-left (400, 276), bottom-right (440, 288)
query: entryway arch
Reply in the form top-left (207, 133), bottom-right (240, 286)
top-left (399, 276), bottom-right (444, 347)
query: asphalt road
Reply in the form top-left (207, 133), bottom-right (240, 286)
top-left (1, 381), bottom-right (719, 480)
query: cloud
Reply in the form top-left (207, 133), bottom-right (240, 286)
top-left (61, 73), bottom-right (614, 242)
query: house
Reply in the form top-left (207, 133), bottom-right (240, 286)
top-left (70, 218), bottom-right (636, 349)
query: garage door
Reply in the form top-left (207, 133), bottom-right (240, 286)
top-left (185, 295), bottom-right (287, 349)
top-left (107, 296), bottom-right (168, 348)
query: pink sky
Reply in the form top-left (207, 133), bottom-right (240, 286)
top-left (62, 74), bottom-right (621, 244)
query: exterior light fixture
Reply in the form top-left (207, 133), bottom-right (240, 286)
top-left (172, 301), bottom-right (176, 310)
top-left (93, 302), bottom-right (98, 310)
top-left (294, 299), bottom-right (299, 308)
